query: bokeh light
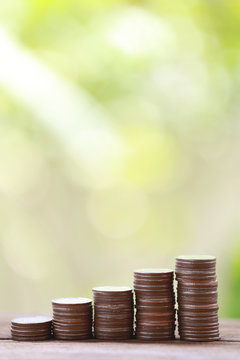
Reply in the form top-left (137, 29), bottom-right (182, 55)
top-left (0, 0), bottom-right (240, 318)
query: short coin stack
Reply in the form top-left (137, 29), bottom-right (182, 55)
top-left (11, 316), bottom-right (52, 341)
top-left (175, 255), bottom-right (219, 341)
top-left (134, 269), bottom-right (175, 341)
top-left (93, 286), bottom-right (134, 340)
top-left (52, 297), bottom-right (92, 340)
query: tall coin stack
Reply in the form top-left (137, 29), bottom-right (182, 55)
top-left (175, 255), bottom-right (219, 341)
top-left (134, 269), bottom-right (175, 341)
top-left (11, 316), bottom-right (52, 341)
top-left (52, 297), bottom-right (92, 340)
top-left (92, 286), bottom-right (134, 340)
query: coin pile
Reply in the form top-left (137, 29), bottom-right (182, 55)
top-left (175, 255), bottom-right (219, 341)
top-left (11, 316), bottom-right (52, 341)
top-left (134, 269), bottom-right (175, 341)
top-left (52, 297), bottom-right (92, 340)
top-left (93, 286), bottom-right (134, 340)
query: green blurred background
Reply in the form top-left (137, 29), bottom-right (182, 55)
top-left (0, 0), bottom-right (240, 317)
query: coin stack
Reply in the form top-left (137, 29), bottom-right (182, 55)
top-left (11, 316), bottom-right (52, 341)
top-left (134, 269), bottom-right (175, 341)
top-left (52, 297), bottom-right (92, 340)
top-left (93, 286), bottom-right (134, 340)
top-left (175, 255), bottom-right (219, 341)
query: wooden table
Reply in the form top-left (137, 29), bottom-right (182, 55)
top-left (1, 315), bottom-right (239, 360)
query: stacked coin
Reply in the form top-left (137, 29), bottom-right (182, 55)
top-left (175, 255), bottom-right (219, 341)
top-left (52, 297), bottom-right (92, 340)
top-left (134, 269), bottom-right (175, 341)
top-left (93, 286), bottom-right (134, 340)
top-left (11, 316), bottom-right (52, 341)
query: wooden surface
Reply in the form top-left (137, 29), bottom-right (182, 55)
top-left (1, 314), bottom-right (239, 360)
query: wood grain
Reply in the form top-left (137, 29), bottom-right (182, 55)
top-left (0, 315), bottom-right (239, 360)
